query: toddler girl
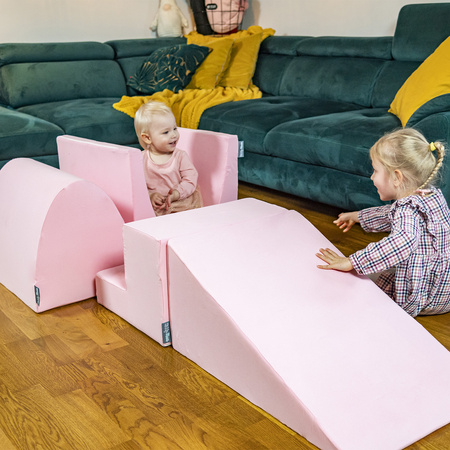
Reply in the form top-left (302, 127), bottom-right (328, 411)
top-left (135, 101), bottom-right (203, 215)
top-left (316, 128), bottom-right (450, 317)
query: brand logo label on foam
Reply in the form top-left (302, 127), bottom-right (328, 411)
top-left (34, 286), bottom-right (40, 306)
top-left (162, 321), bottom-right (172, 344)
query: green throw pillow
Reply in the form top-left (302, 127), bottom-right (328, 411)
top-left (128, 44), bottom-right (210, 95)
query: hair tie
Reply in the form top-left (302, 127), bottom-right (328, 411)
top-left (429, 142), bottom-right (436, 152)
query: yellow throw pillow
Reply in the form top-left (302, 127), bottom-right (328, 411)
top-left (218, 33), bottom-right (262, 89)
top-left (185, 27), bottom-right (276, 89)
top-left (186, 38), bottom-right (233, 89)
top-left (389, 36), bottom-right (450, 127)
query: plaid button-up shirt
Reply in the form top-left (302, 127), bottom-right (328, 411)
top-left (350, 187), bottom-right (450, 317)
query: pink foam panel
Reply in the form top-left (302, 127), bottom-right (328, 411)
top-left (58, 135), bottom-right (154, 223)
top-left (96, 198), bottom-right (286, 346)
top-left (177, 127), bottom-right (238, 206)
top-left (168, 210), bottom-right (450, 450)
top-left (0, 158), bottom-right (124, 312)
top-left (58, 129), bottom-right (238, 224)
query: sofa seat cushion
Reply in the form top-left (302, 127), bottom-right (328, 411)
top-left (264, 108), bottom-right (401, 178)
top-left (18, 98), bottom-right (136, 145)
top-left (199, 96), bottom-right (361, 153)
top-left (0, 107), bottom-right (63, 167)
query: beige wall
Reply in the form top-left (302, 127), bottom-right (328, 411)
top-left (1, 0), bottom-right (448, 43)
top-left (244, 0), bottom-right (450, 37)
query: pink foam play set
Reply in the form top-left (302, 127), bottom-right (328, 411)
top-left (0, 130), bottom-right (449, 449)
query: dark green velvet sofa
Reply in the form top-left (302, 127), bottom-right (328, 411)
top-left (1, 3), bottom-right (449, 211)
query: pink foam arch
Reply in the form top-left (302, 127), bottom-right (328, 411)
top-left (0, 158), bottom-right (124, 312)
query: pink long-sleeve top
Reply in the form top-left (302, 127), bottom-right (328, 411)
top-left (143, 148), bottom-right (198, 199)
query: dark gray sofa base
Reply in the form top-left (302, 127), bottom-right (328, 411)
top-left (238, 152), bottom-right (382, 210)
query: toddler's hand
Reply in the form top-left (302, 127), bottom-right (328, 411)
top-left (164, 189), bottom-right (180, 210)
top-left (150, 192), bottom-right (166, 210)
top-left (316, 248), bottom-right (354, 272)
top-left (333, 211), bottom-right (359, 233)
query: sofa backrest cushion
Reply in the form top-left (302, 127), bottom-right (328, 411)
top-left (253, 36), bottom-right (311, 96)
top-left (371, 60), bottom-right (420, 108)
top-left (279, 55), bottom-right (385, 107)
top-left (107, 37), bottom-right (186, 59)
top-left (0, 41), bottom-right (114, 65)
top-left (259, 36), bottom-right (311, 56)
top-left (296, 36), bottom-right (392, 59)
top-left (392, 3), bottom-right (450, 62)
top-left (255, 36), bottom-right (391, 106)
top-left (0, 42), bottom-right (127, 108)
top-left (253, 54), bottom-right (295, 96)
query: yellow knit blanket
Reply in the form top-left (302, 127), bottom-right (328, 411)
top-left (113, 85), bottom-right (262, 129)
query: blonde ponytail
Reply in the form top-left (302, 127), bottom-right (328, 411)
top-left (418, 141), bottom-right (445, 189)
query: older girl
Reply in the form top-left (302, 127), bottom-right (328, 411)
top-left (317, 128), bottom-right (450, 317)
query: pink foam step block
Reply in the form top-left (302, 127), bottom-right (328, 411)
top-left (167, 210), bottom-right (450, 450)
top-left (96, 198), bottom-right (286, 346)
top-left (0, 158), bottom-right (124, 312)
top-left (58, 128), bottom-right (238, 223)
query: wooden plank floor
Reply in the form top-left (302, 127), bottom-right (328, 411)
top-left (0, 182), bottom-right (448, 449)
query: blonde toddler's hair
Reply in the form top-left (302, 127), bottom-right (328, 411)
top-left (370, 128), bottom-right (445, 191)
top-left (134, 100), bottom-right (174, 137)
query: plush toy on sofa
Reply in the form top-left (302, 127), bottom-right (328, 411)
top-left (151, 0), bottom-right (189, 37)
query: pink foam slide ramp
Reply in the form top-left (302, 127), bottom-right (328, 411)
top-left (0, 158), bottom-right (124, 312)
top-left (96, 198), bottom-right (287, 346)
top-left (167, 210), bottom-right (450, 450)
top-left (58, 127), bottom-right (238, 223)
